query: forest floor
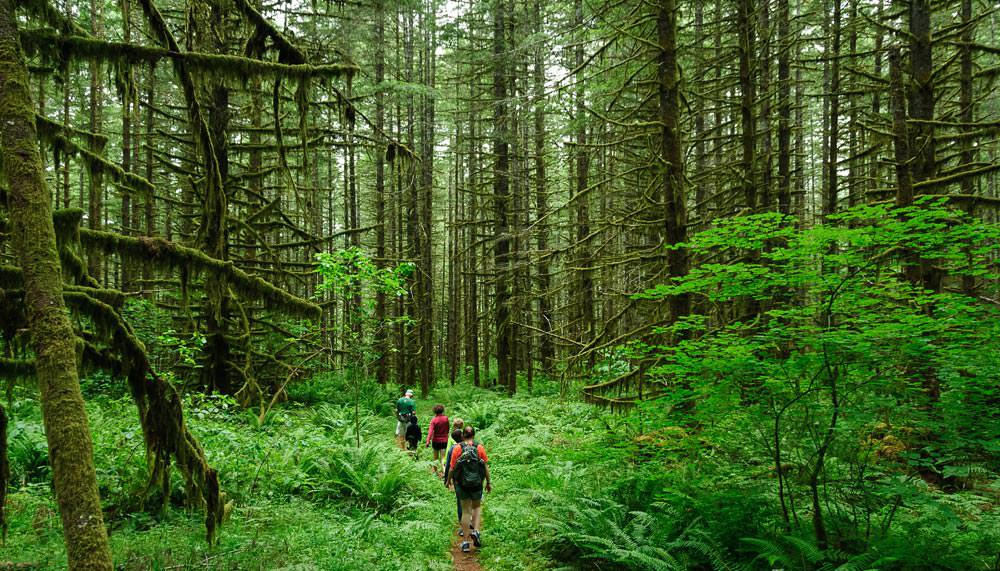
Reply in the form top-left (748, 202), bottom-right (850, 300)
top-left (5, 374), bottom-right (998, 570)
top-left (0, 378), bottom-right (595, 570)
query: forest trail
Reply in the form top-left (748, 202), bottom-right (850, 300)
top-left (449, 540), bottom-right (482, 571)
top-left (408, 398), bottom-right (487, 571)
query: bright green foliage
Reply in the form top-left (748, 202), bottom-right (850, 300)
top-left (627, 200), bottom-right (1000, 569)
top-left (315, 248), bottom-right (413, 443)
top-left (315, 248), bottom-right (409, 311)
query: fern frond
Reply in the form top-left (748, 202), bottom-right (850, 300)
top-left (784, 534), bottom-right (827, 563)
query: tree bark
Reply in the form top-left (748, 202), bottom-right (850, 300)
top-left (737, 0), bottom-right (757, 211)
top-left (658, 0), bottom-right (689, 320)
top-left (532, 0), bottom-right (553, 372)
top-left (777, 0), bottom-right (791, 215)
top-left (374, 0), bottom-right (388, 385)
top-left (493, 0), bottom-right (514, 393)
top-left (574, 0), bottom-right (595, 370)
top-left (0, 0), bottom-right (114, 566)
top-left (824, 0), bottom-right (841, 219)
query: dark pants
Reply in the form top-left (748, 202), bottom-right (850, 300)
top-left (455, 487), bottom-right (462, 521)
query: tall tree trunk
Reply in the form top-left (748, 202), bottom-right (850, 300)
top-left (658, 0), bottom-right (689, 320)
top-left (574, 0), bottom-right (594, 370)
top-left (759, 0), bottom-right (773, 211)
top-left (142, 63), bottom-right (156, 294)
top-left (404, 5), bottom-right (417, 391)
top-left (907, 0), bottom-right (939, 297)
top-left (375, 0), bottom-right (389, 385)
top-left (418, 0), bottom-right (436, 395)
top-left (120, 0), bottom-right (133, 292)
top-left (466, 80), bottom-right (481, 388)
top-left (61, 66), bottom-right (70, 208)
top-left (493, 0), bottom-right (514, 393)
top-left (693, 1), bottom-right (708, 227)
top-left (868, 0), bottom-right (884, 200)
top-left (959, 0), bottom-right (976, 296)
top-left (0, 0), bottom-right (114, 566)
top-left (907, 0), bottom-right (935, 186)
top-left (824, 0), bottom-right (841, 219)
top-left (777, 0), bottom-right (791, 215)
top-left (532, 0), bottom-right (553, 372)
top-left (448, 121), bottom-right (460, 384)
top-left (737, 0), bottom-right (756, 211)
top-left (87, 0), bottom-right (104, 278)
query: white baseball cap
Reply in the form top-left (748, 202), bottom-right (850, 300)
top-left (404, 389), bottom-right (414, 396)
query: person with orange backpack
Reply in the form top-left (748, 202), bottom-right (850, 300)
top-left (445, 426), bottom-right (491, 552)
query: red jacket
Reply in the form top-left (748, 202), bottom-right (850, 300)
top-left (427, 415), bottom-right (450, 445)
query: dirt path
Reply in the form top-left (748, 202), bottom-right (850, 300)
top-left (450, 539), bottom-right (483, 571)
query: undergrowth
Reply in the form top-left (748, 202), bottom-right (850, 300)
top-left (2, 372), bottom-right (999, 570)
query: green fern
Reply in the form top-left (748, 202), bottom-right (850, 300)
top-left (742, 533), bottom-right (890, 571)
top-left (541, 497), bottom-right (734, 570)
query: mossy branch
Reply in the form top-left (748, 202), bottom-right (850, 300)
top-left (14, 0), bottom-right (86, 36)
top-left (0, 357), bottom-right (34, 378)
top-left (63, 292), bottom-right (226, 544)
top-left (0, 266), bottom-right (120, 306)
top-left (20, 30), bottom-right (356, 80)
top-left (35, 123), bottom-right (155, 194)
top-left (582, 368), bottom-right (643, 411)
top-left (78, 228), bottom-right (320, 318)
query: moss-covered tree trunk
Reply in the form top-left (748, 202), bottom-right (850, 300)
top-left (0, 0), bottom-right (114, 567)
top-left (0, 402), bottom-right (8, 541)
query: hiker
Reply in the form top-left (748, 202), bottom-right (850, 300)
top-left (405, 414), bottom-right (422, 455)
top-left (442, 418), bottom-right (465, 534)
top-left (445, 425), bottom-right (491, 552)
top-left (395, 388), bottom-right (416, 449)
top-left (425, 404), bottom-right (451, 475)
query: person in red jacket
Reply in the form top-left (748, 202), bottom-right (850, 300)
top-left (425, 404), bottom-right (450, 475)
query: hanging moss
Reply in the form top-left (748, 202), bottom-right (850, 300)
top-left (581, 368), bottom-right (643, 411)
top-left (62, 290), bottom-right (227, 542)
top-left (65, 285), bottom-right (124, 308)
top-left (385, 140), bottom-right (416, 164)
top-left (15, 0), bottom-right (87, 36)
top-left (52, 207), bottom-right (83, 244)
top-left (0, 264), bottom-right (20, 289)
top-left (34, 114), bottom-right (106, 148)
top-left (19, 31), bottom-right (356, 81)
top-left (78, 229), bottom-right (320, 318)
top-left (40, 133), bottom-right (155, 195)
top-left (0, 356), bottom-right (34, 378)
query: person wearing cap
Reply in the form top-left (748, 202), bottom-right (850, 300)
top-left (395, 389), bottom-right (417, 449)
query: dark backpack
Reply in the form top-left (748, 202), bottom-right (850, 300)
top-left (405, 422), bottom-right (421, 444)
top-left (454, 442), bottom-right (485, 491)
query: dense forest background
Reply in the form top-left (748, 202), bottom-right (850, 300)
top-left (2, 0), bottom-right (1000, 568)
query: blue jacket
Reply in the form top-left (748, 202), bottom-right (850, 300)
top-left (443, 443), bottom-right (459, 481)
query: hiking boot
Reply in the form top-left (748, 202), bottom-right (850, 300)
top-left (471, 529), bottom-right (481, 547)
top-left (460, 541), bottom-right (471, 553)
top-left (457, 527), bottom-right (464, 537)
